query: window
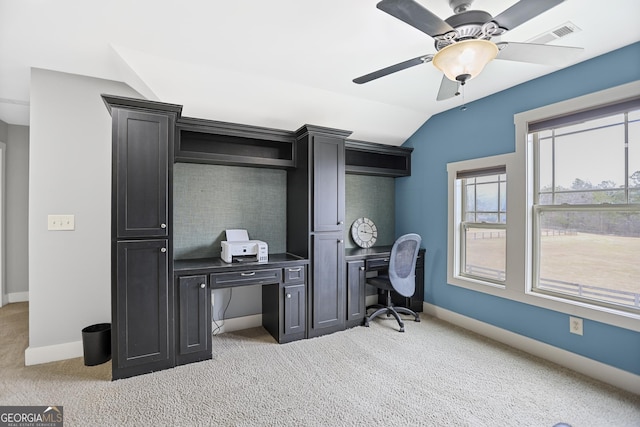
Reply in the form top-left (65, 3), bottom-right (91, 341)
top-left (447, 81), bottom-right (640, 332)
top-left (448, 156), bottom-right (511, 290)
top-left (459, 169), bottom-right (507, 283)
top-left (530, 100), bottom-right (640, 313)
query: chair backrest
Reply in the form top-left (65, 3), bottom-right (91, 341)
top-left (388, 233), bottom-right (422, 297)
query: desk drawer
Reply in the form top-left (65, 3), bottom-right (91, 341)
top-left (366, 257), bottom-right (390, 271)
top-left (210, 268), bottom-right (282, 288)
top-left (283, 266), bottom-right (305, 284)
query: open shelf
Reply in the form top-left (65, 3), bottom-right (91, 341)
top-left (345, 140), bottom-right (412, 177)
top-left (176, 118), bottom-right (296, 168)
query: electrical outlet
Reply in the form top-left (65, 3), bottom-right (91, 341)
top-left (47, 214), bottom-right (75, 231)
top-left (569, 316), bottom-right (583, 335)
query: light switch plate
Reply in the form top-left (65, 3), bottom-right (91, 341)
top-left (48, 214), bottom-right (75, 231)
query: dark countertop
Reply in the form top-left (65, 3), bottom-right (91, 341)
top-left (174, 253), bottom-right (308, 275)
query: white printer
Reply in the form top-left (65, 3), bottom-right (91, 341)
top-left (220, 229), bottom-right (268, 263)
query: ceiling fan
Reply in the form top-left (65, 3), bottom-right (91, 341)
top-left (353, 0), bottom-right (583, 100)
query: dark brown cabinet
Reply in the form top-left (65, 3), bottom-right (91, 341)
top-left (288, 125), bottom-right (351, 339)
top-left (310, 233), bottom-right (345, 335)
top-left (114, 240), bottom-right (172, 379)
top-left (104, 95), bottom-right (182, 380)
top-left (312, 135), bottom-right (345, 232)
top-left (283, 283), bottom-right (306, 336)
top-left (346, 260), bottom-right (366, 328)
top-left (114, 108), bottom-right (170, 238)
top-left (177, 275), bottom-right (210, 365)
top-left (262, 264), bottom-right (307, 342)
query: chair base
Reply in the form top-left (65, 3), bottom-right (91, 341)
top-left (364, 291), bottom-right (420, 332)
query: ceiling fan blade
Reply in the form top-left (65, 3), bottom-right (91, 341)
top-left (496, 42), bottom-right (583, 66)
top-left (377, 0), bottom-right (454, 38)
top-left (436, 75), bottom-right (460, 101)
top-left (492, 0), bottom-right (566, 31)
top-left (353, 55), bottom-right (433, 84)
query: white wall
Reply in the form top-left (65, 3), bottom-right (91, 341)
top-left (0, 120), bottom-right (6, 307)
top-left (27, 68), bottom-right (140, 364)
top-left (6, 124), bottom-right (29, 302)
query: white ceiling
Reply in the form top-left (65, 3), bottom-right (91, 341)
top-left (1, 0), bottom-right (639, 145)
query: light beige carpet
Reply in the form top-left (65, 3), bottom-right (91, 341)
top-left (1, 302), bottom-right (638, 426)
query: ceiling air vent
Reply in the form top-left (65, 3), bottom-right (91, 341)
top-left (527, 22), bottom-right (581, 45)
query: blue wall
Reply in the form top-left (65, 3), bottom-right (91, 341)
top-left (396, 42), bottom-right (640, 375)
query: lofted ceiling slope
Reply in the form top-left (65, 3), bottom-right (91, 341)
top-left (1, 0), bottom-right (639, 145)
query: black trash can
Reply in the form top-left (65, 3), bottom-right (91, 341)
top-left (81, 323), bottom-right (111, 366)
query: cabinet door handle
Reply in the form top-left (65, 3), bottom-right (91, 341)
top-left (338, 221), bottom-right (344, 225)
top-left (200, 283), bottom-right (206, 289)
top-left (241, 272), bottom-right (256, 277)
top-left (360, 266), bottom-right (365, 271)
top-left (160, 223), bottom-right (167, 229)
top-left (338, 239), bottom-right (344, 243)
top-left (286, 293), bottom-right (292, 299)
top-left (287, 267), bottom-right (302, 272)
top-left (160, 247), bottom-right (167, 253)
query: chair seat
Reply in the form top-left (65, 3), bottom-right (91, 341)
top-left (367, 275), bottom-right (394, 291)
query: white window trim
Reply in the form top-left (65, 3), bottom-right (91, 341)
top-left (447, 153), bottom-right (514, 293)
top-left (447, 80), bottom-right (640, 332)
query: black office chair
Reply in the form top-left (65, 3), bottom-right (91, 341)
top-left (364, 233), bottom-right (422, 332)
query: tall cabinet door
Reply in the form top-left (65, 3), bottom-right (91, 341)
top-left (177, 275), bottom-right (210, 364)
top-left (346, 260), bottom-right (366, 327)
top-left (114, 240), bottom-right (171, 379)
top-left (312, 135), bottom-right (345, 232)
top-left (114, 108), bottom-right (169, 239)
top-left (310, 233), bottom-right (345, 336)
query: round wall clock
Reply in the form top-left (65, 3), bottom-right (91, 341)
top-left (351, 217), bottom-right (378, 248)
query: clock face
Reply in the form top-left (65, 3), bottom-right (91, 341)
top-left (351, 217), bottom-right (378, 248)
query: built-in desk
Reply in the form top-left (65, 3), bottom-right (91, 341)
top-left (173, 249), bottom-right (422, 365)
top-left (174, 254), bottom-right (309, 365)
top-left (345, 246), bottom-right (425, 314)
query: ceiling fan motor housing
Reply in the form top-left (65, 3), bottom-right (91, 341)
top-left (436, 10), bottom-right (503, 51)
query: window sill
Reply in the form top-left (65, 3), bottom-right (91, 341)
top-left (448, 274), bottom-right (506, 293)
top-left (447, 272), bottom-right (640, 332)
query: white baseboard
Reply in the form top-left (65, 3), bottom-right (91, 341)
top-left (25, 340), bottom-right (83, 366)
top-left (423, 302), bottom-right (640, 395)
top-left (8, 291), bottom-right (28, 303)
top-left (212, 314), bottom-right (262, 335)
top-left (24, 314), bottom-right (263, 366)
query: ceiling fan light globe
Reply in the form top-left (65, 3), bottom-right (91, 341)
top-left (433, 39), bottom-right (498, 82)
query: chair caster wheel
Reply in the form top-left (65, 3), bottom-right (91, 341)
top-left (399, 327), bottom-right (405, 332)
top-left (415, 317), bottom-right (421, 323)
top-left (364, 320), bottom-right (370, 327)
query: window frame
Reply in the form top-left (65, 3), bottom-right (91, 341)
top-left (447, 154), bottom-right (513, 292)
top-left (530, 108), bottom-right (640, 314)
top-left (447, 80), bottom-right (640, 332)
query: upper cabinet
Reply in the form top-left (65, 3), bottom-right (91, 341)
top-left (310, 132), bottom-right (346, 233)
top-left (345, 140), bottom-right (413, 177)
top-left (104, 95), bottom-right (182, 239)
top-left (176, 118), bottom-right (296, 168)
top-left (113, 108), bottom-right (171, 238)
